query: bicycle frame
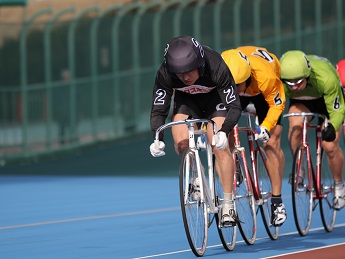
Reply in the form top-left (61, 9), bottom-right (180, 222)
top-left (284, 112), bottom-right (328, 201)
top-left (235, 113), bottom-right (270, 204)
top-left (232, 122), bottom-right (253, 197)
top-left (233, 112), bottom-right (279, 240)
top-left (284, 112), bottom-right (337, 236)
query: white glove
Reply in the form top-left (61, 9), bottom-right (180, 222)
top-left (254, 126), bottom-right (270, 143)
top-left (212, 131), bottom-right (228, 150)
top-left (150, 140), bottom-right (165, 157)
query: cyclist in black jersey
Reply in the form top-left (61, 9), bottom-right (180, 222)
top-left (149, 36), bottom-right (242, 226)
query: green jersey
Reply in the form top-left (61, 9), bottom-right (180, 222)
top-left (284, 55), bottom-right (345, 130)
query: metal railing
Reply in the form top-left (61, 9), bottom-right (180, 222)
top-left (0, 0), bottom-right (343, 159)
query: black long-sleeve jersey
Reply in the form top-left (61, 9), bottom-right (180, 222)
top-left (150, 46), bottom-right (242, 140)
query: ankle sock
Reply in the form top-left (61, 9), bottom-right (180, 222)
top-left (224, 192), bottom-right (233, 201)
top-left (271, 194), bottom-right (282, 205)
top-left (335, 180), bottom-right (344, 188)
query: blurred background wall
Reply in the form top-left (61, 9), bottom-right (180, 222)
top-left (0, 0), bottom-right (344, 167)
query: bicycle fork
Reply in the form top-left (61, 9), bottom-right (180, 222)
top-left (199, 149), bottom-right (219, 214)
top-left (190, 147), bottom-right (218, 215)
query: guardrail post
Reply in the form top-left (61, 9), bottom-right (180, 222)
top-left (20, 8), bottom-right (52, 155)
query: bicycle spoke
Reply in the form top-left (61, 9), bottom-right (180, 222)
top-left (214, 155), bottom-right (237, 251)
top-left (319, 150), bottom-right (336, 232)
top-left (179, 150), bottom-right (207, 257)
top-left (256, 147), bottom-right (279, 240)
top-left (234, 153), bottom-right (257, 245)
top-left (291, 146), bottom-right (313, 236)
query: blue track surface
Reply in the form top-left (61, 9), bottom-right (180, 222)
top-left (1, 175), bottom-right (345, 258)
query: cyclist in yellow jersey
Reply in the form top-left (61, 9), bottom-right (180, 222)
top-left (222, 46), bottom-right (287, 227)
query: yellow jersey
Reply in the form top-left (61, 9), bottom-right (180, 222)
top-left (236, 46), bottom-right (286, 131)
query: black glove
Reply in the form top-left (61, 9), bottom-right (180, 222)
top-left (322, 123), bottom-right (336, 142)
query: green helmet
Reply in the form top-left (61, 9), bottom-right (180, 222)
top-left (280, 50), bottom-right (311, 79)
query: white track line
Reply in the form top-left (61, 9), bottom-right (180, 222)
top-left (0, 207), bottom-right (180, 230)
top-left (132, 223), bottom-right (345, 259)
top-left (259, 242), bottom-right (345, 259)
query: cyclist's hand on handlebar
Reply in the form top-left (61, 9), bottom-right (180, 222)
top-left (322, 123), bottom-right (336, 142)
top-left (150, 140), bottom-right (165, 157)
top-left (254, 126), bottom-right (270, 143)
top-left (212, 131), bottom-right (228, 150)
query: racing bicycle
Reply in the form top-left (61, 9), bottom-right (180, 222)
top-left (283, 112), bottom-right (336, 236)
top-left (232, 112), bottom-right (279, 243)
top-left (154, 118), bottom-right (236, 257)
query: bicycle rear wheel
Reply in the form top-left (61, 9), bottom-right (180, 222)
top-left (291, 145), bottom-right (313, 236)
top-left (319, 149), bottom-right (336, 232)
top-left (234, 152), bottom-right (257, 245)
top-left (213, 154), bottom-right (237, 251)
top-left (256, 147), bottom-right (279, 240)
top-left (179, 150), bottom-right (208, 257)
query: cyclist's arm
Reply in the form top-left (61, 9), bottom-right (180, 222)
top-left (323, 77), bottom-right (345, 131)
top-left (259, 76), bottom-right (286, 131)
top-left (215, 63), bottom-right (242, 134)
top-left (150, 72), bottom-right (174, 140)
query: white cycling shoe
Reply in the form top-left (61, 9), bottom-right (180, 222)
top-left (221, 201), bottom-right (237, 227)
top-left (333, 184), bottom-right (345, 210)
top-left (192, 177), bottom-right (201, 201)
top-left (271, 203), bottom-right (287, 227)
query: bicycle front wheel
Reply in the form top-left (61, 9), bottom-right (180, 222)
top-left (234, 152), bottom-right (257, 245)
top-left (256, 147), bottom-right (279, 240)
top-left (319, 149), bottom-right (336, 232)
top-left (292, 145), bottom-right (313, 236)
top-left (214, 155), bottom-right (237, 251)
top-left (179, 150), bottom-right (208, 257)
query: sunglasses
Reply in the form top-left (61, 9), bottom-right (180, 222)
top-left (282, 78), bottom-right (305, 87)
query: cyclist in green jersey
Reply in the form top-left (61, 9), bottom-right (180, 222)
top-left (280, 50), bottom-right (345, 210)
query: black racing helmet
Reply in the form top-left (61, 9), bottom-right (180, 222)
top-left (164, 36), bottom-right (205, 75)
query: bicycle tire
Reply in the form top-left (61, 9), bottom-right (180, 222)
top-left (291, 145), bottom-right (313, 236)
top-left (213, 155), bottom-right (237, 251)
top-left (179, 149), bottom-right (208, 257)
top-left (255, 147), bottom-right (279, 240)
top-left (234, 152), bottom-right (257, 245)
top-left (319, 149), bottom-right (336, 232)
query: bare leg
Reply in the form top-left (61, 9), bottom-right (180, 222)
top-left (322, 127), bottom-right (344, 182)
top-left (287, 104), bottom-right (313, 155)
top-left (171, 114), bottom-right (190, 156)
top-left (208, 117), bottom-right (234, 195)
top-left (264, 125), bottom-right (285, 196)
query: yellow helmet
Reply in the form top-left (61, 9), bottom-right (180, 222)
top-left (221, 49), bottom-right (251, 84)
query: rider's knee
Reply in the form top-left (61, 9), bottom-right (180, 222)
top-left (175, 139), bottom-right (189, 156)
top-left (322, 141), bottom-right (341, 156)
top-left (213, 147), bottom-right (231, 160)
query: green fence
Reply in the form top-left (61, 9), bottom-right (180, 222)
top-left (0, 0), bottom-right (344, 160)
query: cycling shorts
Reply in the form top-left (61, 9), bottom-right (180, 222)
top-left (172, 89), bottom-right (227, 119)
top-left (240, 94), bottom-right (283, 126)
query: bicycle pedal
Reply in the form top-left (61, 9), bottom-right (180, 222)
top-left (221, 221), bottom-right (236, 228)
